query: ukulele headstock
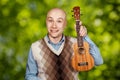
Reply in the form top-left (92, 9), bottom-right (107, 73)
top-left (72, 6), bottom-right (80, 21)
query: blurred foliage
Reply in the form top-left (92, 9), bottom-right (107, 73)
top-left (0, 0), bottom-right (120, 80)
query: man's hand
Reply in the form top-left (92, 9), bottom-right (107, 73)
top-left (74, 21), bottom-right (87, 37)
top-left (79, 21), bottom-right (87, 36)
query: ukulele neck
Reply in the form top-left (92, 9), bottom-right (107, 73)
top-left (76, 20), bottom-right (83, 48)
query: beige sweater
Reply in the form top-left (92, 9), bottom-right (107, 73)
top-left (31, 36), bottom-right (78, 80)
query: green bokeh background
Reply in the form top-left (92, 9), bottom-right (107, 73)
top-left (0, 0), bottom-right (120, 80)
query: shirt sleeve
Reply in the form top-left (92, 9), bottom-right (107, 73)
top-left (84, 35), bottom-right (103, 66)
top-left (25, 48), bottom-right (41, 80)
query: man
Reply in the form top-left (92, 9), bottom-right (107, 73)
top-left (25, 8), bottom-right (103, 80)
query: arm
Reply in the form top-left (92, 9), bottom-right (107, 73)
top-left (25, 48), bottom-right (41, 80)
top-left (84, 35), bottom-right (103, 66)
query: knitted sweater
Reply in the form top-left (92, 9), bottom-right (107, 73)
top-left (31, 36), bottom-right (78, 80)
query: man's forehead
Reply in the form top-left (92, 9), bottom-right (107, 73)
top-left (47, 8), bottom-right (66, 18)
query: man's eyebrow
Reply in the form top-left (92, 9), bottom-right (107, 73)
top-left (47, 17), bottom-right (64, 20)
top-left (47, 17), bottom-right (52, 19)
top-left (58, 17), bottom-right (64, 20)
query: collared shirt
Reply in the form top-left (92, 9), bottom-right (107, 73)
top-left (46, 35), bottom-right (65, 50)
top-left (25, 35), bottom-right (103, 80)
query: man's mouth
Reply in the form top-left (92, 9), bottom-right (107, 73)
top-left (51, 30), bottom-right (59, 33)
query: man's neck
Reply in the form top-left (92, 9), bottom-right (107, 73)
top-left (48, 35), bottom-right (63, 44)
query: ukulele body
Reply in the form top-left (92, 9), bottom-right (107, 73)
top-left (71, 41), bottom-right (94, 71)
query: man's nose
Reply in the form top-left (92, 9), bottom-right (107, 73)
top-left (52, 22), bottom-right (57, 28)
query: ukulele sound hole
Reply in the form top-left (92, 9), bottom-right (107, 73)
top-left (78, 47), bottom-right (85, 54)
top-left (78, 62), bottom-right (88, 66)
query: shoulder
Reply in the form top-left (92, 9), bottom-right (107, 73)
top-left (31, 39), bottom-right (43, 60)
top-left (32, 40), bottom-right (40, 47)
top-left (31, 38), bottom-right (44, 47)
top-left (31, 38), bottom-right (44, 53)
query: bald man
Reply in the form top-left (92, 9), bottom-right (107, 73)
top-left (25, 8), bottom-right (103, 80)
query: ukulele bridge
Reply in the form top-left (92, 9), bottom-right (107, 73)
top-left (78, 62), bottom-right (88, 66)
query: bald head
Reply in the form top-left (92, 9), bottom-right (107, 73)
top-left (47, 8), bottom-right (66, 19)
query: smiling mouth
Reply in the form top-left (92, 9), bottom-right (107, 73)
top-left (51, 30), bottom-right (59, 33)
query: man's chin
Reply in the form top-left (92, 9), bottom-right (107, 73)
top-left (48, 33), bottom-right (62, 39)
top-left (51, 35), bottom-right (58, 38)
top-left (49, 33), bottom-right (57, 37)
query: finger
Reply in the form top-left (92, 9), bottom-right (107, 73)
top-left (80, 25), bottom-right (84, 32)
top-left (83, 26), bottom-right (87, 36)
top-left (79, 25), bottom-right (84, 35)
top-left (79, 26), bottom-right (87, 36)
top-left (84, 26), bottom-right (87, 35)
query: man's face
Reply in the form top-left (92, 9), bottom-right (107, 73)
top-left (46, 9), bottom-right (66, 38)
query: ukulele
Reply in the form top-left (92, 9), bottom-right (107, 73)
top-left (71, 6), bottom-right (94, 71)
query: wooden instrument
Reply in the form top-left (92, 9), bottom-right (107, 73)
top-left (71, 6), bottom-right (94, 71)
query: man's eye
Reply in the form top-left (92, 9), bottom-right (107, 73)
top-left (57, 20), bottom-right (62, 23)
top-left (48, 20), bottom-right (53, 22)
